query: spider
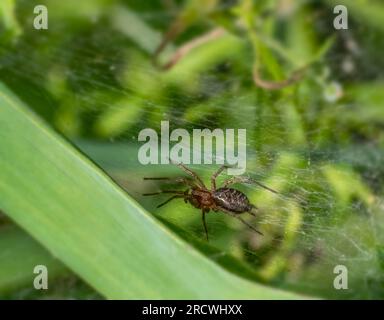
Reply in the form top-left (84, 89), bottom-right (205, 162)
top-left (144, 162), bottom-right (279, 241)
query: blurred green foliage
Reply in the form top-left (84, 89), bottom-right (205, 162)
top-left (0, 0), bottom-right (383, 299)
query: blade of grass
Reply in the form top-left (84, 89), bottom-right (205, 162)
top-left (0, 82), bottom-right (305, 299)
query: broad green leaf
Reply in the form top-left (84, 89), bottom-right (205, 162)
top-left (0, 83), bottom-right (304, 299)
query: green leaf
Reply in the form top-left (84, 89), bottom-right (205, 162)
top-left (0, 83), bottom-right (305, 299)
top-left (0, 0), bottom-right (22, 41)
top-left (110, 5), bottom-right (171, 55)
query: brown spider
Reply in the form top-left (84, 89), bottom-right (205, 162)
top-left (143, 162), bottom-right (278, 241)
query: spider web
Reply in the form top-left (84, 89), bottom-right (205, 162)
top-left (1, 0), bottom-right (383, 299)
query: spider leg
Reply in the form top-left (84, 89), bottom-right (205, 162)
top-left (143, 190), bottom-right (186, 196)
top-left (157, 195), bottom-right (186, 208)
top-left (169, 159), bottom-right (207, 190)
top-left (221, 175), bottom-right (248, 188)
top-left (247, 204), bottom-right (259, 217)
top-left (201, 210), bottom-right (209, 241)
top-left (144, 177), bottom-right (197, 188)
top-left (237, 216), bottom-right (263, 235)
top-left (222, 176), bottom-right (279, 195)
top-left (218, 207), bottom-right (264, 236)
top-left (251, 179), bottom-right (279, 195)
top-left (211, 165), bottom-right (231, 191)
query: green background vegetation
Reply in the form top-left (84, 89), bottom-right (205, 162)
top-left (0, 0), bottom-right (383, 299)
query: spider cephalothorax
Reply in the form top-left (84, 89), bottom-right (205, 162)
top-left (144, 163), bottom-right (278, 240)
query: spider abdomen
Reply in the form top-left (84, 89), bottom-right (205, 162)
top-left (213, 188), bottom-right (252, 213)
